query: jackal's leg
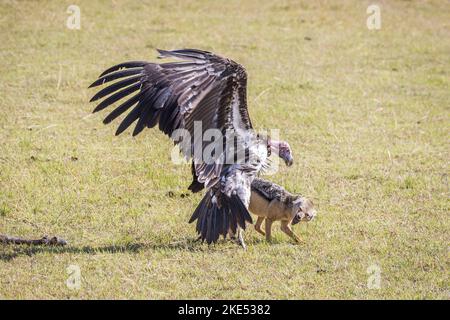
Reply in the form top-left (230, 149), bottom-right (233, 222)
top-left (280, 221), bottom-right (303, 243)
top-left (265, 218), bottom-right (274, 242)
top-left (254, 217), bottom-right (265, 236)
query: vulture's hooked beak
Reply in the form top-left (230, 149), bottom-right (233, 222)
top-left (270, 140), bottom-right (294, 166)
top-left (280, 148), bottom-right (293, 166)
top-left (284, 154), bottom-right (294, 167)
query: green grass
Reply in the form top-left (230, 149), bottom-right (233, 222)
top-left (0, 0), bottom-right (449, 299)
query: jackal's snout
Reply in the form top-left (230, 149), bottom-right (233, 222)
top-left (292, 198), bottom-right (316, 224)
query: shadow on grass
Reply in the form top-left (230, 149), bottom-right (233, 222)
top-left (0, 238), bottom-right (204, 262)
top-left (0, 236), bottom-right (286, 261)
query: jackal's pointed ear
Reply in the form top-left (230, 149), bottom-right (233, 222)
top-left (292, 197), bottom-right (303, 206)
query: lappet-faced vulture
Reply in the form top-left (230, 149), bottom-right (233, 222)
top-left (89, 49), bottom-right (293, 247)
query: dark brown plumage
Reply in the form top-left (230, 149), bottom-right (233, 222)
top-left (89, 49), bottom-right (260, 245)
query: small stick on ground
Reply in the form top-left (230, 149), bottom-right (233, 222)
top-left (0, 234), bottom-right (68, 246)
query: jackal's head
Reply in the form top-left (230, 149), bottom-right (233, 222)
top-left (291, 197), bottom-right (316, 224)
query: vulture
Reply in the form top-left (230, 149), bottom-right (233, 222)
top-left (89, 49), bottom-right (293, 247)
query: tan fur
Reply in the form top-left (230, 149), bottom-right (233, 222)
top-left (249, 191), bottom-right (314, 243)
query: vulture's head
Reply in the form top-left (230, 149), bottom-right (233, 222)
top-left (269, 139), bottom-right (294, 166)
top-left (291, 197), bottom-right (316, 224)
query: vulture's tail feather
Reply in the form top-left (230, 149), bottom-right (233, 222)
top-left (189, 191), bottom-right (252, 244)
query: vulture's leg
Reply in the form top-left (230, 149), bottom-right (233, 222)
top-left (228, 229), bottom-right (236, 240)
top-left (228, 229), bottom-right (245, 248)
top-left (237, 227), bottom-right (246, 250)
top-left (265, 218), bottom-right (274, 242)
top-left (254, 217), bottom-right (266, 236)
top-left (280, 221), bottom-right (303, 243)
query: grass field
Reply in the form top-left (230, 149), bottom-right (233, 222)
top-left (0, 0), bottom-right (448, 299)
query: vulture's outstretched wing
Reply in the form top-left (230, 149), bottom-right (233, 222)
top-left (90, 49), bottom-right (252, 137)
top-left (90, 49), bottom-right (268, 244)
top-left (90, 49), bottom-right (253, 188)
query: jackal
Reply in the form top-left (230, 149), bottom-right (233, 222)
top-left (249, 178), bottom-right (316, 243)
